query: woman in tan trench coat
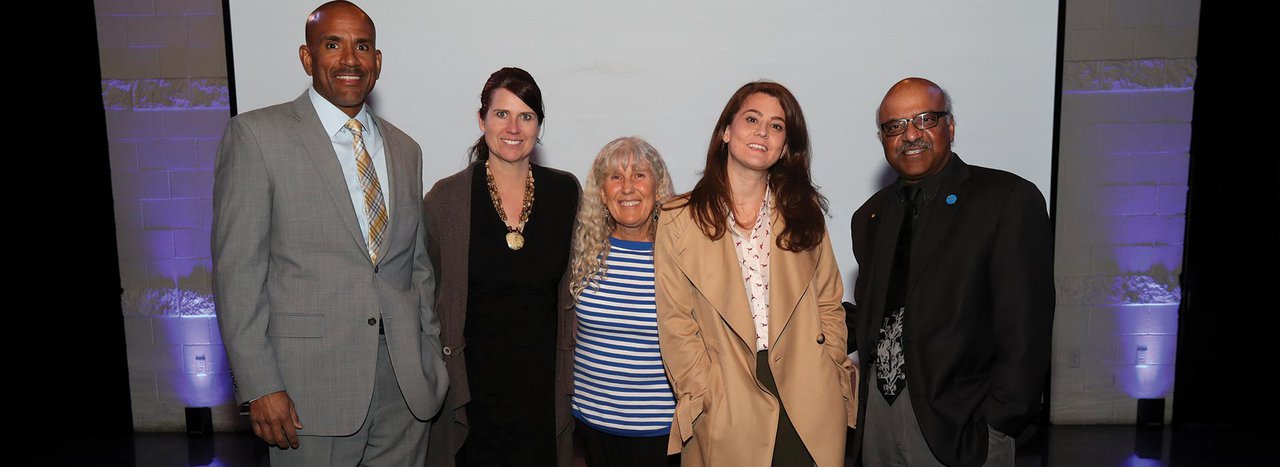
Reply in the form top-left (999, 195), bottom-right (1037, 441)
top-left (656, 81), bottom-right (857, 467)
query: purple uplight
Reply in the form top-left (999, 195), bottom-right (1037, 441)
top-left (164, 368), bottom-right (233, 407)
top-left (1120, 363), bottom-right (1176, 399)
top-left (1124, 453), bottom-right (1163, 467)
top-left (144, 308), bottom-right (234, 407)
top-left (1109, 275), bottom-right (1180, 399)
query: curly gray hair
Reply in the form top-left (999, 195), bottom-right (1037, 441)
top-left (570, 136), bottom-right (676, 300)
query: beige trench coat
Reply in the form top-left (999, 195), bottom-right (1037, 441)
top-left (655, 200), bottom-right (857, 467)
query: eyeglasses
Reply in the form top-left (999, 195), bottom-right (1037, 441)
top-left (879, 111), bottom-right (950, 136)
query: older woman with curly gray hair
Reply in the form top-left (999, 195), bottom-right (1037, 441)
top-left (569, 136), bottom-right (679, 467)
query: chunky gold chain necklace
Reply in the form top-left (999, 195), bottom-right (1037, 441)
top-left (485, 160), bottom-right (535, 250)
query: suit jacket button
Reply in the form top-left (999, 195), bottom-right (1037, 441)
top-left (817, 333), bottom-right (826, 344)
top-left (442, 346), bottom-right (452, 356)
top-left (373, 265), bottom-right (379, 273)
top-left (368, 317), bottom-right (377, 326)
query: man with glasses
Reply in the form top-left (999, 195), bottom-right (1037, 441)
top-left (848, 78), bottom-right (1054, 466)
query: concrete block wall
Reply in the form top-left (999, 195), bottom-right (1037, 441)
top-left (95, 0), bottom-right (241, 431)
top-left (1052, 0), bottom-right (1198, 424)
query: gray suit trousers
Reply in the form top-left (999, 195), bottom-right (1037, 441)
top-left (269, 336), bottom-right (430, 466)
top-left (862, 384), bottom-right (1015, 467)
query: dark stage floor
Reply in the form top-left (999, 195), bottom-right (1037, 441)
top-left (23, 424), bottom-right (1277, 466)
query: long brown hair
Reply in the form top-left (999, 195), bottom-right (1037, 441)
top-left (676, 81), bottom-right (828, 252)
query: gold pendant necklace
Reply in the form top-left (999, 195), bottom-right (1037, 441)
top-left (485, 160), bottom-right (535, 250)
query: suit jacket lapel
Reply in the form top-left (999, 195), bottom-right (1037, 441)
top-left (858, 190), bottom-right (888, 303)
top-left (767, 214), bottom-right (817, 348)
top-left (673, 221), bottom-right (756, 350)
top-left (374, 116), bottom-right (406, 265)
top-left (290, 93), bottom-right (368, 258)
top-left (864, 188), bottom-right (897, 349)
top-left (907, 157), bottom-right (972, 296)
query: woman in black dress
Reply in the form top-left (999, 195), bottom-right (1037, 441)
top-left (424, 67), bottom-right (580, 467)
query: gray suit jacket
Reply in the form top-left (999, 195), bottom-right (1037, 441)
top-left (212, 92), bottom-right (448, 436)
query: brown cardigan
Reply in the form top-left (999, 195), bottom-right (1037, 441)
top-left (423, 161), bottom-right (580, 467)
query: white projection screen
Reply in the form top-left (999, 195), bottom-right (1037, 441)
top-left (228, 0), bottom-right (1060, 297)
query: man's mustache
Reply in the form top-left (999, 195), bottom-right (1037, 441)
top-left (898, 140), bottom-right (931, 155)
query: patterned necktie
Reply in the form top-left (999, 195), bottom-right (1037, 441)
top-left (346, 118), bottom-right (388, 263)
top-left (876, 184), bottom-right (920, 405)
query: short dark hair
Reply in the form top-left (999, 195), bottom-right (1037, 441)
top-left (469, 67), bottom-right (545, 162)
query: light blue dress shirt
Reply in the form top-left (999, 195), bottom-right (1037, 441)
top-left (308, 87), bottom-right (392, 244)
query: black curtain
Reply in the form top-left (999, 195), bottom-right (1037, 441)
top-left (1174, 1), bottom-right (1280, 425)
top-left (18, 2), bottom-right (133, 463)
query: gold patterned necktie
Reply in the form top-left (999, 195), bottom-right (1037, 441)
top-left (346, 118), bottom-right (388, 263)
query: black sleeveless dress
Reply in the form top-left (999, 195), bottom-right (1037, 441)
top-left (460, 164), bottom-right (577, 467)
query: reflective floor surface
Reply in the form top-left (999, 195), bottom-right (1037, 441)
top-left (23, 424), bottom-right (1276, 466)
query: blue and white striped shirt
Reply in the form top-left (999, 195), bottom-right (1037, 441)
top-left (571, 237), bottom-right (675, 437)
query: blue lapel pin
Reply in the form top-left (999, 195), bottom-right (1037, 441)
top-left (946, 194), bottom-right (958, 205)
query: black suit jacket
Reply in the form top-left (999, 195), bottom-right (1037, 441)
top-left (848, 155), bottom-right (1054, 467)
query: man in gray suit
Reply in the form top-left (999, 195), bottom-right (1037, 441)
top-left (212, 2), bottom-right (447, 465)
